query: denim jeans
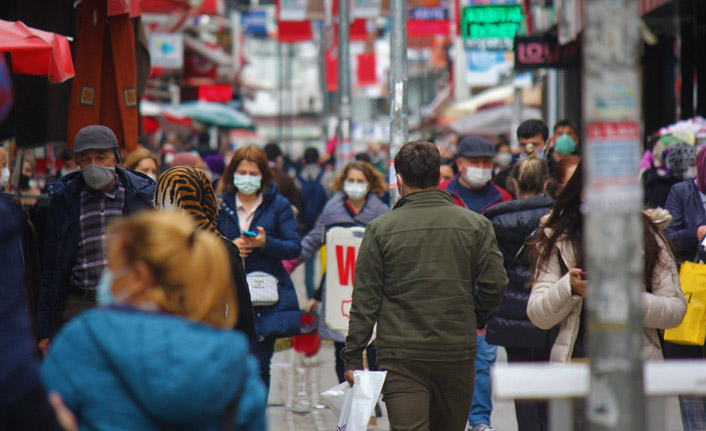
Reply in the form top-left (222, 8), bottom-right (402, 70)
top-left (468, 334), bottom-right (497, 426)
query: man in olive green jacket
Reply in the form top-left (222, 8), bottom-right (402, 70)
top-left (342, 140), bottom-right (508, 431)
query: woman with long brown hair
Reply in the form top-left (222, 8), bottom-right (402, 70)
top-left (528, 162), bottom-right (686, 364)
top-left (217, 145), bottom-right (302, 391)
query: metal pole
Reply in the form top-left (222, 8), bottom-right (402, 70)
top-left (510, 81), bottom-right (522, 152)
top-left (336, 0), bottom-right (353, 169)
top-left (317, 21), bottom-right (329, 148)
top-left (583, 1), bottom-right (644, 430)
top-left (388, 0), bottom-right (408, 204)
top-left (450, 0), bottom-right (469, 101)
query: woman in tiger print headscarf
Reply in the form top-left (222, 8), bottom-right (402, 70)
top-left (154, 165), bottom-right (255, 339)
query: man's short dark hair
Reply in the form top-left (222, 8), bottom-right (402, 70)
top-left (395, 140), bottom-right (440, 190)
top-left (553, 119), bottom-right (578, 134)
top-left (517, 119), bottom-right (548, 141)
top-left (59, 147), bottom-right (75, 162)
top-left (304, 147), bottom-right (319, 164)
top-left (264, 143), bottom-right (282, 162)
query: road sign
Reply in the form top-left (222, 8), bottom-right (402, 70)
top-left (325, 227), bottom-right (365, 333)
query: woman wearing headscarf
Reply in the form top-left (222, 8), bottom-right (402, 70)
top-left (154, 165), bottom-right (255, 340)
top-left (643, 141), bottom-right (697, 209)
top-left (663, 146), bottom-right (706, 430)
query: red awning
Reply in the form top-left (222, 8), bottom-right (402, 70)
top-left (0, 19), bottom-right (75, 83)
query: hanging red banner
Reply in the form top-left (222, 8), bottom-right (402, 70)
top-left (325, 50), bottom-right (338, 92)
top-left (357, 52), bottom-right (377, 87)
top-left (276, 0), bottom-right (313, 42)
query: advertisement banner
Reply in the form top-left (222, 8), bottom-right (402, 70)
top-left (149, 33), bottom-right (184, 69)
top-left (461, 4), bottom-right (525, 50)
top-left (325, 227), bottom-right (366, 333)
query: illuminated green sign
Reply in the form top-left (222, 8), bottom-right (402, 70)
top-left (461, 5), bottom-right (525, 50)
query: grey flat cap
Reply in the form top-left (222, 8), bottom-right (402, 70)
top-left (74, 125), bottom-right (118, 154)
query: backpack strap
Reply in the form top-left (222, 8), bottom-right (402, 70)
top-left (315, 169), bottom-right (325, 182)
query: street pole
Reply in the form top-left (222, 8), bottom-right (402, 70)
top-left (388, 0), bottom-right (408, 204)
top-left (510, 82), bottom-right (522, 153)
top-left (336, 0), bottom-right (353, 169)
top-left (583, 1), bottom-right (644, 430)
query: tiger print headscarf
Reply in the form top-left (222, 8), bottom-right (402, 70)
top-left (155, 166), bottom-right (220, 236)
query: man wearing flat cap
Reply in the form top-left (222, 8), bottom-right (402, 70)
top-left (439, 136), bottom-right (512, 431)
top-left (36, 125), bottom-right (155, 354)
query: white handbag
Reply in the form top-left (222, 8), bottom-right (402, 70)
top-left (246, 271), bottom-right (279, 306)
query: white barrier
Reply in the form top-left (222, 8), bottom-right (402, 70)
top-left (492, 360), bottom-right (706, 431)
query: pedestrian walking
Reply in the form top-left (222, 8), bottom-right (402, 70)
top-left (0, 195), bottom-right (77, 431)
top-left (483, 145), bottom-right (554, 431)
top-left (528, 161), bottom-right (686, 363)
top-left (36, 125), bottom-right (155, 353)
top-left (122, 148), bottom-right (160, 182)
top-left (41, 211), bottom-right (267, 431)
top-left (440, 136), bottom-right (511, 431)
top-left (662, 146), bottom-right (706, 430)
top-left (298, 160), bottom-right (389, 382)
top-left (154, 165), bottom-right (255, 340)
top-left (342, 140), bottom-right (508, 431)
top-left (217, 145), bottom-right (302, 390)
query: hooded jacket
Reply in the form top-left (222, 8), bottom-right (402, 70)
top-left (41, 307), bottom-right (266, 431)
top-left (342, 189), bottom-right (508, 369)
top-left (36, 168), bottom-right (155, 339)
top-left (527, 213), bottom-right (687, 363)
top-left (217, 184), bottom-right (302, 340)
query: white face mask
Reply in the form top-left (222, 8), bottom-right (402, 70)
top-left (686, 166), bottom-right (698, 179)
top-left (233, 174), bottom-right (262, 195)
top-left (343, 181), bottom-right (368, 201)
top-left (463, 166), bottom-right (492, 189)
top-left (496, 152), bottom-right (513, 168)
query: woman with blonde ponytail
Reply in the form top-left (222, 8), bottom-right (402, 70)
top-left (41, 211), bottom-right (267, 431)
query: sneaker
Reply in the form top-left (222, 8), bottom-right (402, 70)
top-left (470, 425), bottom-right (497, 431)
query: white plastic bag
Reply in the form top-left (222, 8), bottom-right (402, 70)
top-left (320, 381), bottom-right (349, 418)
top-left (321, 370), bottom-right (387, 431)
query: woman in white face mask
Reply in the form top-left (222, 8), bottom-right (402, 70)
top-left (294, 161), bottom-right (389, 385)
top-left (216, 145), bottom-right (302, 393)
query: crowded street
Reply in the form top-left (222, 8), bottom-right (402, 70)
top-left (2, 0), bottom-right (706, 431)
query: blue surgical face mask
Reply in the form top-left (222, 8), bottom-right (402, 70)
top-left (233, 174), bottom-right (262, 195)
top-left (96, 266), bottom-right (132, 306)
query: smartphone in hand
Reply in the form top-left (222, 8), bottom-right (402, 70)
top-left (243, 230), bottom-right (258, 238)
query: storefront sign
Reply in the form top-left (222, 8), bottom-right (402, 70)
top-left (514, 35), bottom-right (579, 69)
top-left (461, 4), bottom-right (524, 50)
top-left (325, 227), bottom-right (366, 333)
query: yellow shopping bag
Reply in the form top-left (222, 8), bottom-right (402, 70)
top-left (664, 261), bottom-right (706, 346)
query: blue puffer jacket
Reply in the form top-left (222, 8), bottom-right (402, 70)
top-left (299, 192), bottom-right (389, 263)
top-left (36, 168), bottom-right (155, 339)
top-left (483, 196), bottom-right (556, 349)
top-left (41, 307), bottom-right (266, 431)
top-left (217, 184), bottom-right (302, 340)
top-left (664, 179), bottom-right (706, 263)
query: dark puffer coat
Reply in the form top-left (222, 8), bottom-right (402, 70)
top-left (484, 195), bottom-right (556, 349)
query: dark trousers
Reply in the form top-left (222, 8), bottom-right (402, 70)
top-left (334, 341), bottom-right (378, 383)
top-left (505, 347), bottom-right (550, 431)
top-left (251, 337), bottom-right (276, 391)
top-left (59, 295), bottom-right (96, 326)
top-left (663, 341), bottom-right (706, 430)
top-left (379, 359), bottom-right (475, 431)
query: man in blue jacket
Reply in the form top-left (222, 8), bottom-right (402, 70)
top-left (37, 125), bottom-right (155, 352)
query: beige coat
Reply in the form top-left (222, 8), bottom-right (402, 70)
top-left (527, 226), bottom-right (687, 363)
